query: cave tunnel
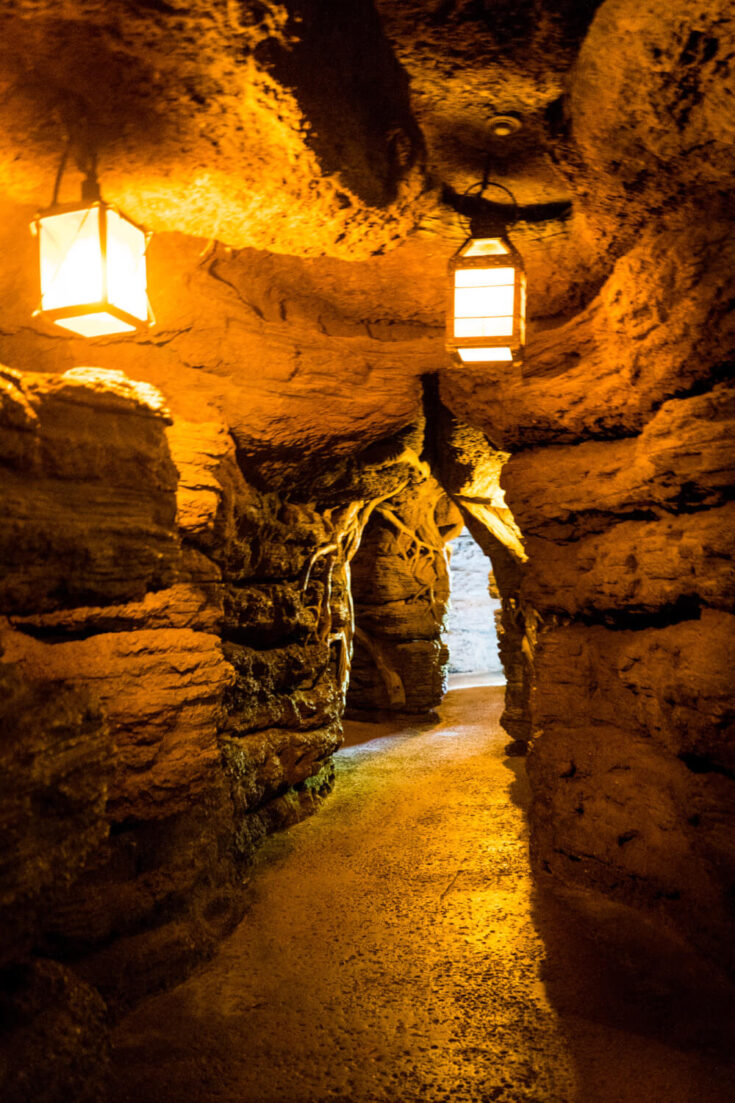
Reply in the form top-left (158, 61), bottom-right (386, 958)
top-left (1, 1), bottom-right (735, 1101)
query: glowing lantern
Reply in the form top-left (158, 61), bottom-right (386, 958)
top-left (447, 234), bottom-right (526, 365)
top-left (31, 195), bottom-right (152, 338)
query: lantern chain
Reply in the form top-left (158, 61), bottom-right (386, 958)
top-left (49, 122), bottom-right (100, 208)
top-left (51, 140), bottom-right (71, 208)
top-left (456, 144), bottom-right (520, 236)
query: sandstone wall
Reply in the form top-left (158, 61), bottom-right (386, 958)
top-left (0, 364), bottom-right (414, 1095)
top-left (435, 0), bottom-right (735, 969)
top-left (0, 1), bottom-right (733, 1092)
top-left (508, 383), bottom-right (735, 969)
top-left (348, 473), bottom-right (462, 716)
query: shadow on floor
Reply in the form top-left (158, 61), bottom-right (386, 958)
top-left (502, 735), bottom-right (735, 1101)
top-left (527, 881), bottom-right (735, 1101)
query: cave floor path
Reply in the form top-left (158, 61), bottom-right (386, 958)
top-left (111, 685), bottom-right (735, 1103)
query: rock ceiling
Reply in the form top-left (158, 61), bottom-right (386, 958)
top-left (0, 0), bottom-right (733, 459)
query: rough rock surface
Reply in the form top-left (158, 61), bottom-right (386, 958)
top-left (0, 0), bottom-right (734, 1096)
top-left (349, 472), bottom-right (462, 715)
top-left (0, 959), bottom-right (109, 1103)
top-left (0, 0), bottom-right (427, 258)
top-left (0, 368), bottom-right (411, 1033)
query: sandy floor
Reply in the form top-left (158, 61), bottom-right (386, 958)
top-left (111, 686), bottom-right (735, 1103)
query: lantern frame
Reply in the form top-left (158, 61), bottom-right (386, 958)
top-left (31, 197), bottom-right (153, 337)
top-left (446, 232), bottom-right (526, 367)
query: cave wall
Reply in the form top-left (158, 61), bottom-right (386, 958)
top-left (0, 0), bottom-right (427, 257)
top-left (348, 471), bottom-right (462, 716)
top-left (0, 0), bottom-right (734, 1094)
top-left (437, 0), bottom-right (735, 968)
top-left (0, 363), bottom-right (418, 1093)
top-left (508, 382), bottom-right (735, 969)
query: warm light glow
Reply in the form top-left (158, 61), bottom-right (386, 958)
top-left (446, 233), bottom-right (525, 367)
top-left (105, 208), bottom-right (148, 321)
top-left (462, 238), bottom-right (509, 257)
top-left (454, 316), bottom-right (514, 338)
top-left (39, 209), bottom-right (103, 310)
top-left (33, 201), bottom-right (150, 337)
top-left (454, 267), bottom-right (515, 338)
top-left (455, 267), bottom-right (515, 287)
top-left (58, 313), bottom-right (137, 338)
top-left (458, 347), bottom-right (513, 362)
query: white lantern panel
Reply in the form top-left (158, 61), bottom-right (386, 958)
top-left (106, 209), bottom-right (148, 322)
top-left (458, 347), bottom-right (513, 362)
top-left (39, 209), bottom-right (103, 310)
top-left (455, 266), bottom-right (515, 287)
top-left (454, 315), bottom-right (514, 338)
top-left (56, 312), bottom-right (137, 338)
top-left (461, 238), bottom-right (509, 257)
top-left (454, 284), bottom-right (515, 319)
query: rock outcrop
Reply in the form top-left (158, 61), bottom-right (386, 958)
top-left (349, 471), bottom-right (462, 715)
top-left (0, 0), bottom-right (427, 257)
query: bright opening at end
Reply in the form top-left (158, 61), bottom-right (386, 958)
top-left (443, 529), bottom-right (504, 689)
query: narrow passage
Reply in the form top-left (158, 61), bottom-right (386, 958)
top-left (112, 687), bottom-right (735, 1103)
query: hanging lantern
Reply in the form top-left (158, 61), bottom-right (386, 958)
top-left (447, 233), bottom-right (525, 365)
top-left (31, 186), bottom-right (152, 338)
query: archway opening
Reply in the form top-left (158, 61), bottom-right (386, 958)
top-left (443, 527), bottom-right (505, 689)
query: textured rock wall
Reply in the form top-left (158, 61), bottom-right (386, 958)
top-left (0, 0), bottom-right (427, 257)
top-left (0, 0), bottom-right (733, 1084)
top-left (504, 381), bottom-right (735, 969)
top-left (435, 0), bottom-right (735, 969)
top-left (1, 370), bottom-right (238, 1010)
top-left (0, 363), bottom-right (414, 1078)
top-left (442, 219), bottom-right (735, 964)
top-left (348, 466), bottom-right (462, 715)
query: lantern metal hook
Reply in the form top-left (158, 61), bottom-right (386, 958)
top-left (51, 139), bottom-right (72, 208)
top-left (49, 117), bottom-right (100, 208)
top-left (459, 178), bottom-right (519, 238)
top-left (457, 146), bottom-right (520, 237)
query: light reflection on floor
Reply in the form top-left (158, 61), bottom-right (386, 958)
top-left (111, 684), bottom-right (735, 1103)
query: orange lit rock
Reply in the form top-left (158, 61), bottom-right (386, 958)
top-left (522, 504), bottom-right (735, 619)
top-left (442, 216), bottom-right (735, 450)
top-left (0, 624), bottom-right (234, 819)
top-left (567, 0), bottom-right (735, 249)
top-left (0, 1), bottom-right (427, 259)
top-left (0, 366), bottom-right (180, 614)
top-left (503, 384), bottom-right (735, 539)
top-left (349, 474), bottom-right (461, 715)
top-left (0, 2), bottom-right (734, 1081)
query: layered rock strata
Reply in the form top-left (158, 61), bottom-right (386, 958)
top-left (501, 379), bottom-right (735, 970)
top-left (0, 0), bottom-right (734, 1095)
top-left (0, 363), bottom-right (415, 1085)
top-left (439, 255), bottom-right (735, 969)
top-left (348, 473), bottom-right (462, 715)
top-left (436, 0), bottom-right (735, 971)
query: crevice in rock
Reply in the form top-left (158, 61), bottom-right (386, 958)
top-left (568, 595), bottom-right (704, 631)
top-left (678, 753), bottom-right (735, 782)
